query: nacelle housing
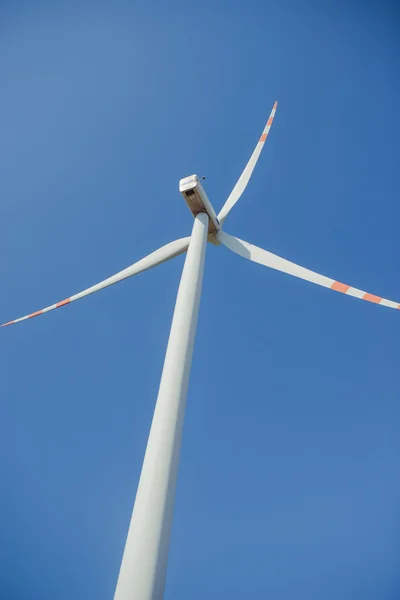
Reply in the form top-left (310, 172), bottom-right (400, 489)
top-left (179, 175), bottom-right (220, 235)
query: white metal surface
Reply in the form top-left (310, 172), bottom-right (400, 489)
top-left (114, 212), bottom-right (209, 600)
top-left (1, 237), bottom-right (190, 327)
top-left (218, 230), bottom-right (400, 309)
top-left (179, 175), bottom-right (220, 234)
top-left (218, 101), bottom-right (278, 224)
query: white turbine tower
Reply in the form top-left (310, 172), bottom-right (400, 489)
top-left (2, 101), bottom-right (399, 600)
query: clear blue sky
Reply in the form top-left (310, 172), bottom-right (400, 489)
top-left (1, 1), bottom-right (399, 598)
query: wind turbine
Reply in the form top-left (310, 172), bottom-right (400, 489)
top-left (2, 101), bottom-right (398, 600)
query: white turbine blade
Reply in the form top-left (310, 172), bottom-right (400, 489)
top-left (218, 101), bottom-right (278, 225)
top-left (218, 231), bottom-right (400, 310)
top-left (1, 236), bottom-right (190, 327)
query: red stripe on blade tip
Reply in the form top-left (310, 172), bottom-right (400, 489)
top-left (56, 298), bottom-right (71, 308)
top-left (331, 281), bottom-right (350, 293)
top-left (363, 293), bottom-right (382, 304)
top-left (29, 310), bottom-right (43, 319)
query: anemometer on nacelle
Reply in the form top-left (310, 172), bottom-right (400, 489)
top-left (179, 174), bottom-right (221, 235)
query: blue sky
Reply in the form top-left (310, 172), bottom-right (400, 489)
top-left (1, 1), bottom-right (399, 598)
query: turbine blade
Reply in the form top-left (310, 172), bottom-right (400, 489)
top-left (218, 101), bottom-right (278, 225)
top-left (218, 231), bottom-right (399, 310)
top-left (1, 236), bottom-right (190, 327)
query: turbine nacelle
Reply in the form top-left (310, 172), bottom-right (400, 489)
top-left (179, 174), bottom-right (221, 236)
